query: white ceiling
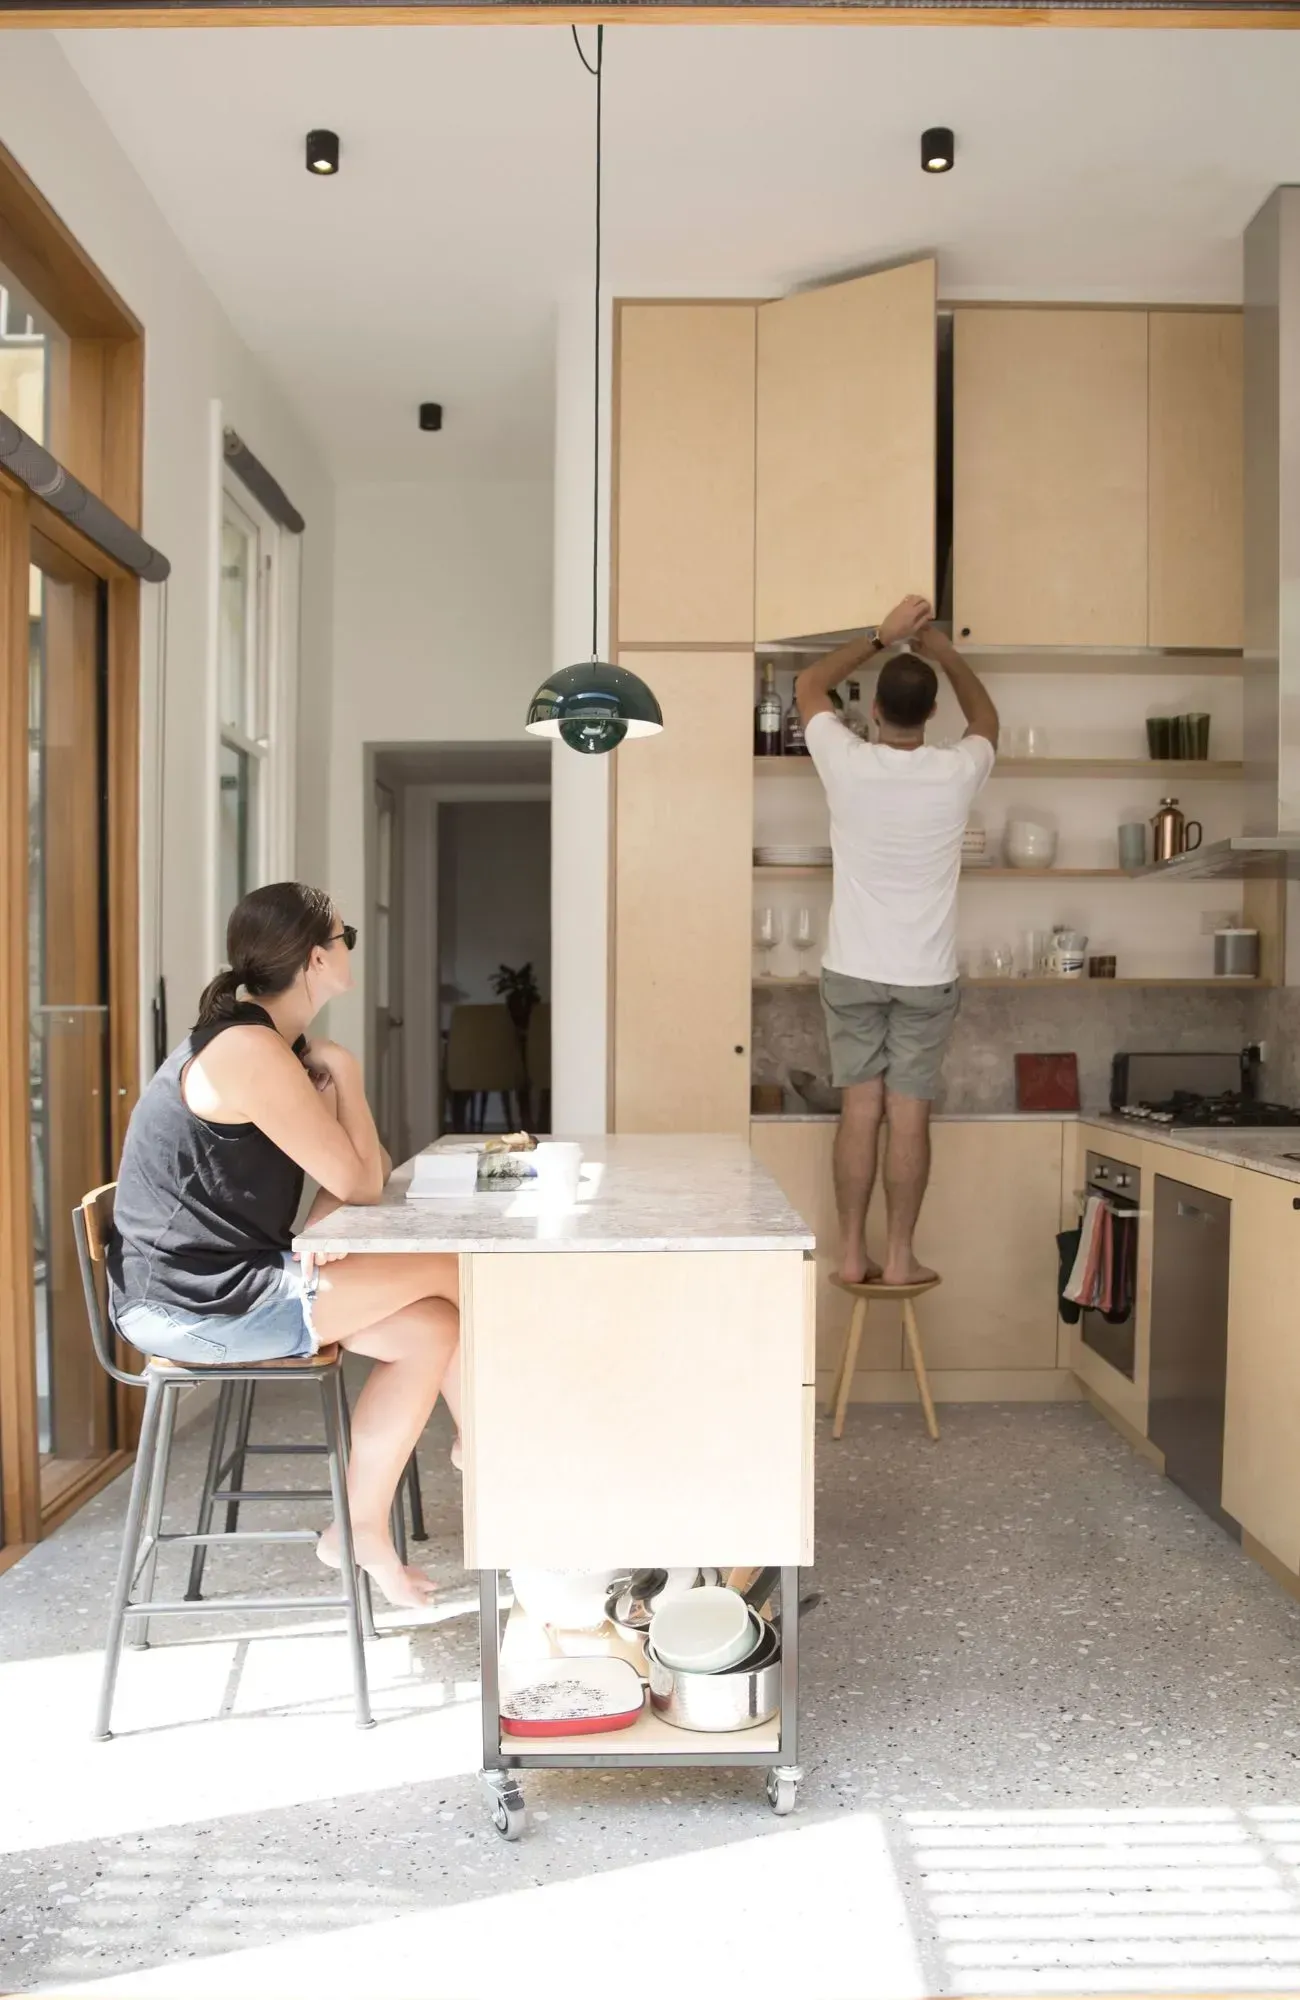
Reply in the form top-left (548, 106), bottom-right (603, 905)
top-left (57, 23), bottom-right (1300, 482)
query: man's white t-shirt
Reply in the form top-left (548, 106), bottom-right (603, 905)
top-left (805, 712), bottom-right (996, 988)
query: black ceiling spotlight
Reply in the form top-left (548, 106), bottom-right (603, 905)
top-left (419, 403), bottom-right (443, 432)
top-left (306, 129), bottom-right (340, 176)
top-left (922, 127), bottom-right (955, 174)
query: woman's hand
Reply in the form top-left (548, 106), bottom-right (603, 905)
top-left (297, 1245), bottom-right (349, 1286)
top-left (303, 1037), bottom-right (356, 1083)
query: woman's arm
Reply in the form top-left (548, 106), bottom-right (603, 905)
top-left (195, 1027), bottom-right (386, 1205)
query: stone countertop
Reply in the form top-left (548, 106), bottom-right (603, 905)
top-left (295, 1133), bottom-right (816, 1256)
top-left (1083, 1114), bottom-right (1300, 1186)
top-left (751, 1110), bottom-right (1085, 1124)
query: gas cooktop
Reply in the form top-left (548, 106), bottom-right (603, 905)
top-left (1117, 1091), bottom-right (1300, 1129)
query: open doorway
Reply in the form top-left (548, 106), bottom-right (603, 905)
top-left (366, 743), bottom-right (551, 1161)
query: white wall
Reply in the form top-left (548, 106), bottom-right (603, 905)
top-left (0, 32), bottom-right (335, 1067)
top-left (328, 477), bottom-right (553, 1052)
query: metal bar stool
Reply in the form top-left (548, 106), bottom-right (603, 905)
top-left (184, 1384), bottom-right (426, 1600)
top-left (74, 1185), bottom-right (375, 1740)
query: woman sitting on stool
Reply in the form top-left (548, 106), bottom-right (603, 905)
top-left (108, 881), bottom-right (459, 1610)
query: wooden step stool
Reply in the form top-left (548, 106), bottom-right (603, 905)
top-left (827, 1273), bottom-right (942, 1442)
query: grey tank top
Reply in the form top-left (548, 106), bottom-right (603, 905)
top-left (108, 1004), bottom-right (306, 1318)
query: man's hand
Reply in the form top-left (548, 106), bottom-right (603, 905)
top-left (880, 596), bottom-right (933, 648)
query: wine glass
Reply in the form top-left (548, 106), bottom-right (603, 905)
top-left (792, 906), bottom-right (820, 979)
top-left (754, 906), bottom-right (783, 977)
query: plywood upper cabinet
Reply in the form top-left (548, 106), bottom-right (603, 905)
top-left (614, 303), bottom-right (757, 645)
top-left (1148, 311), bottom-right (1243, 651)
top-left (953, 309), bottom-right (1149, 647)
top-left (1223, 1167), bottom-right (1300, 1571)
top-left (755, 260), bottom-right (936, 642)
top-left (612, 652), bottom-right (752, 1137)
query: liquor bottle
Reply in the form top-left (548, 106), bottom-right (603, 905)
top-left (754, 662), bottom-right (783, 757)
top-left (844, 680), bottom-right (869, 739)
top-left (782, 679), bottom-right (810, 756)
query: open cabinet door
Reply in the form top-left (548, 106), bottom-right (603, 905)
top-left (755, 258), bottom-right (936, 643)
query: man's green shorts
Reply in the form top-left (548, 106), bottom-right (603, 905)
top-left (820, 969), bottom-right (961, 1102)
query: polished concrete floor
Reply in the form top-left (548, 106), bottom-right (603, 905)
top-left (4, 1387), bottom-right (1300, 1997)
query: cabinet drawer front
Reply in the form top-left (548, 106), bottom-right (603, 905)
top-left (463, 1251), bottom-right (808, 1569)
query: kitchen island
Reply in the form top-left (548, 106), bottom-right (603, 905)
top-left (297, 1133), bottom-right (816, 1830)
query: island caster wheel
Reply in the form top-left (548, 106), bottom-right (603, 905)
top-left (483, 1771), bottom-right (527, 1841)
top-left (766, 1765), bottom-right (802, 1816)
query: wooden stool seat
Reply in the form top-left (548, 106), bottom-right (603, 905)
top-left (146, 1347), bottom-right (339, 1372)
top-left (827, 1271), bottom-right (942, 1443)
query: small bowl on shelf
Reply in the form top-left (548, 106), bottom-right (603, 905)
top-left (1004, 817), bottom-right (1059, 870)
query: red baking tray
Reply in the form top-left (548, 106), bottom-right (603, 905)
top-left (500, 1657), bottom-right (645, 1737)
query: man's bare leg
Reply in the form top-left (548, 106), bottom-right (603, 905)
top-left (881, 1089), bottom-right (939, 1286)
top-left (833, 1077), bottom-right (885, 1284)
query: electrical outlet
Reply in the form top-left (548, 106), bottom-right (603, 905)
top-left (1201, 909), bottom-right (1237, 936)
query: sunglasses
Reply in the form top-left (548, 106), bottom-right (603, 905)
top-left (328, 923), bottom-right (358, 952)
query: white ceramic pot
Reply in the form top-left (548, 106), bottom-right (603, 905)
top-left (509, 1568), bottom-right (619, 1631)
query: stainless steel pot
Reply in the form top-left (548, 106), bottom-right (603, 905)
top-left (647, 1631), bottom-right (781, 1733)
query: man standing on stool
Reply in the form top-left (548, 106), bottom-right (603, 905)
top-left (795, 598), bottom-right (999, 1287)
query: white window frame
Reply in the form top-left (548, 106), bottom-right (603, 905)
top-left (214, 463), bottom-right (299, 957)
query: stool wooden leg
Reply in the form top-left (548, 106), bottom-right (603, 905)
top-left (902, 1297), bottom-right (940, 1441)
top-left (127, 1382), bottom-right (178, 1651)
top-left (185, 1379), bottom-right (235, 1602)
top-left (405, 1453), bottom-right (427, 1543)
top-left (831, 1299), bottom-right (867, 1441)
top-left (95, 1373), bottom-right (164, 1740)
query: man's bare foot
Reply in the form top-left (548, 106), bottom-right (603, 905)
top-left (880, 1256), bottom-right (938, 1288)
top-left (317, 1524), bottom-right (437, 1608)
top-left (839, 1249), bottom-right (883, 1286)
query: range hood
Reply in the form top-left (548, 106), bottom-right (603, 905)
top-left (1145, 186), bottom-right (1300, 881)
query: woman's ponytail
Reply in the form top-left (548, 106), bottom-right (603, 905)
top-left (195, 966), bottom-right (242, 1028)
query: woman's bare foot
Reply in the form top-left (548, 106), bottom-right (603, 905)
top-left (450, 1434), bottom-right (463, 1473)
top-left (880, 1257), bottom-right (938, 1288)
top-left (317, 1524), bottom-right (437, 1608)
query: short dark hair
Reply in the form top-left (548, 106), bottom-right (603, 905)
top-left (876, 652), bottom-right (938, 731)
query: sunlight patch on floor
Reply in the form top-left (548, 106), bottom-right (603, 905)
top-left (42, 1814), bottom-right (924, 2000)
top-left (907, 1805), bottom-right (1300, 1993)
top-left (0, 1623), bottom-right (481, 1854)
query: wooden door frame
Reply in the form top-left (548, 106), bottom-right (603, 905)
top-left (0, 141), bottom-right (143, 1550)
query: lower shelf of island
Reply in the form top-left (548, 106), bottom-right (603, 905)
top-left (496, 1603), bottom-right (782, 1761)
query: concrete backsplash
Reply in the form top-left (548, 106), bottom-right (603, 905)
top-left (753, 982), bottom-right (1262, 1114)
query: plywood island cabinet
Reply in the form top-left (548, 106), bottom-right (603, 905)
top-left (1222, 1167), bottom-right (1300, 1574)
top-left (750, 1119), bottom-right (1075, 1401)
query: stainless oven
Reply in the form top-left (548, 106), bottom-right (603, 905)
top-left (1079, 1151), bottom-right (1140, 1381)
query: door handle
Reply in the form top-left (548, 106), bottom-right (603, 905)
top-left (1177, 1200), bottom-right (1214, 1222)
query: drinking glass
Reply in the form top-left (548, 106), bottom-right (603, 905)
top-left (983, 942), bottom-right (1016, 979)
top-left (754, 906), bottom-right (783, 976)
top-left (792, 906), bottom-right (819, 979)
top-left (1020, 725), bottom-right (1050, 759)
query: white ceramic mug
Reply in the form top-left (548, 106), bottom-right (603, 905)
top-left (1048, 931), bottom-right (1087, 978)
top-left (532, 1141), bottom-right (583, 1202)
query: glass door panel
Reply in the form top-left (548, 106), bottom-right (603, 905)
top-left (28, 560), bottom-right (114, 1488)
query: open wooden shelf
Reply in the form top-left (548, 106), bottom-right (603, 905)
top-left (756, 865), bottom-right (1204, 881)
top-left (754, 757), bottom-right (1243, 781)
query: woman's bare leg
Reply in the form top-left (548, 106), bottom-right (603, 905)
top-left (308, 1252), bottom-right (459, 1607)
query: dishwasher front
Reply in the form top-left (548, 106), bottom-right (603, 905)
top-left (1148, 1175), bottom-right (1238, 1538)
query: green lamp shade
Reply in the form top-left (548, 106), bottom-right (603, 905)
top-left (525, 659), bottom-right (663, 757)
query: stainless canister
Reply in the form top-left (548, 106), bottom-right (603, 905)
top-left (1215, 928), bottom-right (1260, 978)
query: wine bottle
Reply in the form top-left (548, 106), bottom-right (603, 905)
top-left (783, 681), bottom-right (810, 756)
top-left (845, 680), bottom-right (869, 739)
top-left (754, 662), bottom-right (783, 757)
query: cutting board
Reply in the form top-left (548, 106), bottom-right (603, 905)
top-left (1015, 1052), bottom-right (1080, 1114)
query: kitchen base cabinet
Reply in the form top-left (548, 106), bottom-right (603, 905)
top-left (1223, 1167), bottom-right (1300, 1573)
top-left (750, 1119), bottom-right (1075, 1403)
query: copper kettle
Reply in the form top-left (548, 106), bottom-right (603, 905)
top-left (1151, 797), bottom-right (1203, 863)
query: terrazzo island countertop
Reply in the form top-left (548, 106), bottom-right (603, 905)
top-left (1086, 1114), bottom-right (1300, 1186)
top-left (295, 1132), bottom-right (816, 1255)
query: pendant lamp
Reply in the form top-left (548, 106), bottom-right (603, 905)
top-left (527, 27), bottom-right (662, 757)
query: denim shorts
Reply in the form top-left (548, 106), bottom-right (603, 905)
top-left (117, 1253), bottom-right (319, 1367)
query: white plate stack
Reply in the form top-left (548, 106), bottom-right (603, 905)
top-left (753, 845), bottom-right (832, 868)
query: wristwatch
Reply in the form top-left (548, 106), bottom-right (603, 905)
top-left (864, 626), bottom-right (883, 652)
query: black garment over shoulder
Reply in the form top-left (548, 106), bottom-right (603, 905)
top-left (107, 1003), bottom-right (306, 1318)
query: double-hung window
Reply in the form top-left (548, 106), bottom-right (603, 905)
top-left (217, 475), bottom-right (296, 936)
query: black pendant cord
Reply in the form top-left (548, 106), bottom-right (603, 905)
top-left (573, 22), bottom-right (604, 664)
